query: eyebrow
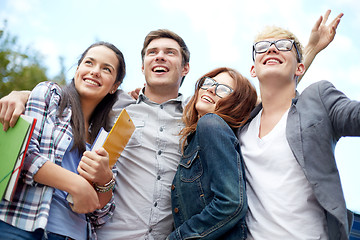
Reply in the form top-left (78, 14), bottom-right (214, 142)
top-left (146, 47), bottom-right (179, 53)
top-left (86, 57), bottom-right (115, 71)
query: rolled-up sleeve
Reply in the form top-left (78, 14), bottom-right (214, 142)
top-left (22, 81), bottom-right (64, 186)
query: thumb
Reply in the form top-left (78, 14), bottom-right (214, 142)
top-left (95, 147), bottom-right (109, 157)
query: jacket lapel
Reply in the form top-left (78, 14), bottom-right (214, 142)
top-left (286, 95), bottom-right (305, 168)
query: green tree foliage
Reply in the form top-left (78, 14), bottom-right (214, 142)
top-left (53, 56), bottom-right (67, 86)
top-left (0, 21), bottom-right (66, 98)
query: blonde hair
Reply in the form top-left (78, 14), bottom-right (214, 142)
top-left (254, 26), bottom-right (303, 62)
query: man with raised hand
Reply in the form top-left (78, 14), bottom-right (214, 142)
top-left (239, 14), bottom-right (355, 240)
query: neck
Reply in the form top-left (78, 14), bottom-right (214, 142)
top-left (81, 100), bottom-right (98, 140)
top-left (256, 79), bottom-right (295, 139)
top-left (259, 79), bottom-right (296, 115)
top-left (144, 86), bottom-right (179, 104)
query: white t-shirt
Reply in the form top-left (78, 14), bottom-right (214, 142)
top-left (239, 109), bottom-right (328, 240)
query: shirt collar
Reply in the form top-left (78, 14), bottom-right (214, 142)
top-left (137, 87), bottom-right (184, 105)
top-left (292, 90), bottom-right (300, 105)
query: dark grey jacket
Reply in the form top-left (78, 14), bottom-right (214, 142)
top-left (238, 80), bottom-right (358, 240)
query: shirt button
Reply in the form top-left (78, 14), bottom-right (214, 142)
top-left (174, 208), bottom-right (179, 213)
top-left (160, 105), bottom-right (164, 109)
top-left (158, 150), bottom-right (162, 155)
top-left (154, 202), bottom-right (157, 207)
top-left (157, 175), bottom-right (161, 180)
top-left (171, 184), bottom-right (175, 190)
top-left (159, 127), bottom-right (163, 132)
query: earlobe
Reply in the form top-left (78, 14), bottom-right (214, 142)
top-left (110, 82), bottom-right (121, 94)
top-left (250, 65), bottom-right (256, 78)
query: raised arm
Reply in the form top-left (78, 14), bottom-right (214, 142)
top-left (298, 10), bottom-right (343, 83)
top-left (0, 90), bottom-right (30, 131)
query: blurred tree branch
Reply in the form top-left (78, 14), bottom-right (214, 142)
top-left (0, 20), bottom-right (66, 98)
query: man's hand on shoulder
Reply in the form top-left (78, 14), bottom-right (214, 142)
top-left (128, 85), bottom-right (144, 100)
top-left (0, 90), bottom-right (31, 131)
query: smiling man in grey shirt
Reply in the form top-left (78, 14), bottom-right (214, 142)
top-left (95, 29), bottom-right (190, 239)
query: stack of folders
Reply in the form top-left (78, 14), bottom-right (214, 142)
top-left (0, 115), bottom-right (36, 201)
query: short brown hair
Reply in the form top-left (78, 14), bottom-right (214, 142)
top-left (141, 29), bottom-right (190, 66)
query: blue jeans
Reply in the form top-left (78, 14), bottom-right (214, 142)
top-left (0, 220), bottom-right (72, 240)
top-left (43, 233), bottom-right (73, 240)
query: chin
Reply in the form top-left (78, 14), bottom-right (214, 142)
top-left (197, 110), bottom-right (208, 118)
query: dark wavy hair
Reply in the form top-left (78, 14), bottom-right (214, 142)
top-left (180, 67), bottom-right (257, 150)
top-left (58, 41), bottom-right (126, 154)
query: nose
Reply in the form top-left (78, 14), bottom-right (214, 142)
top-left (90, 66), bottom-right (100, 77)
top-left (267, 43), bottom-right (278, 54)
top-left (155, 51), bottom-right (166, 62)
top-left (206, 84), bottom-right (216, 95)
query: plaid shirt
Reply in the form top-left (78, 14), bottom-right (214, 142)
top-left (0, 81), bottom-right (115, 239)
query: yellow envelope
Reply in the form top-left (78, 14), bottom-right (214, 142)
top-left (92, 109), bottom-right (135, 168)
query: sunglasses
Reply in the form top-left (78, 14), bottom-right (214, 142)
top-left (199, 77), bottom-right (233, 98)
top-left (252, 39), bottom-right (301, 62)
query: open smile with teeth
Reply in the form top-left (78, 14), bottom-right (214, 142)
top-left (201, 95), bottom-right (214, 103)
top-left (84, 79), bottom-right (100, 86)
top-left (153, 66), bottom-right (169, 73)
top-left (264, 58), bottom-right (282, 65)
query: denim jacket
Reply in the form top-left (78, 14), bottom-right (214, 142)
top-left (169, 113), bottom-right (247, 240)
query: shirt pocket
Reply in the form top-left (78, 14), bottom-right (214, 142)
top-left (179, 148), bottom-right (203, 182)
top-left (125, 117), bottom-right (144, 148)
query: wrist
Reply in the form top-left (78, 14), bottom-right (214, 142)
top-left (93, 175), bottom-right (115, 193)
top-left (304, 44), bottom-right (319, 57)
top-left (96, 169), bottom-right (114, 186)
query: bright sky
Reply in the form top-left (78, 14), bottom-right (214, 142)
top-left (1, 0), bottom-right (359, 213)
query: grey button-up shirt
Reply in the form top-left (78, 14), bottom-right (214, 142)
top-left (96, 89), bottom-right (185, 240)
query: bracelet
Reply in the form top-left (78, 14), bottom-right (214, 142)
top-left (93, 177), bottom-right (115, 193)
